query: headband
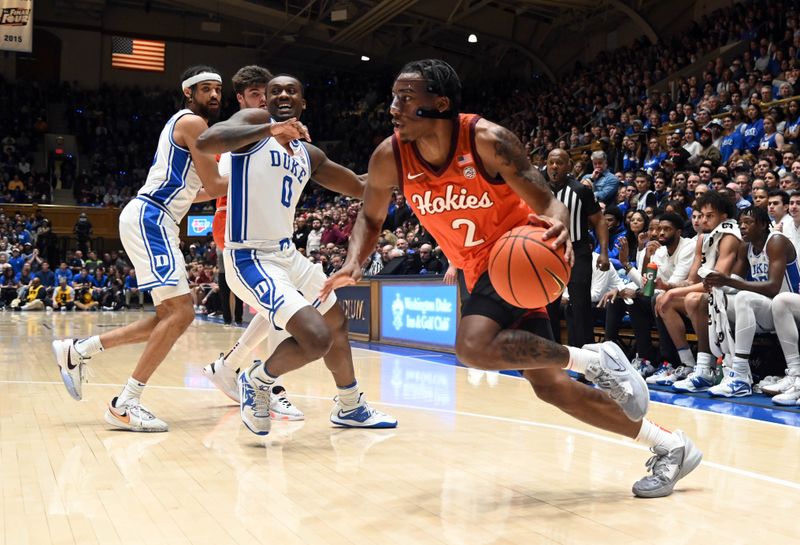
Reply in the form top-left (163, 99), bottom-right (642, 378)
top-left (181, 72), bottom-right (222, 91)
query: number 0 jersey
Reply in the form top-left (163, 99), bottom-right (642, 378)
top-left (221, 137), bottom-right (311, 249)
top-left (393, 114), bottom-right (532, 291)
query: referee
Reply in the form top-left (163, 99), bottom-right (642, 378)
top-left (544, 149), bottom-right (609, 347)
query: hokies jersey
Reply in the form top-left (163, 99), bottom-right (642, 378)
top-left (393, 114), bottom-right (531, 291)
top-left (224, 137), bottom-right (311, 249)
top-left (137, 109), bottom-right (203, 222)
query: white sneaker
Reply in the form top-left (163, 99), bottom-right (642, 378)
top-left (586, 342), bottom-right (649, 421)
top-left (772, 377), bottom-right (800, 406)
top-left (52, 339), bottom-right (87, 400)
top-left (581, 343), bottom-right (602, 353)
top-left (761, 371), bottom-right (800, 396)
top-left (631, 357), bottom-right (656, 378)
top-left (270, 385), bottom-right (305, 421)
top-left (330, 393), bottom-right (398, 428)
top-left (238, 362), bottom-right (272, 435)
top-left (104, 396), bottom-right (168, 432)
top-left (658, 365), bottom-right (693, 386)
top-left (672, 367), bottom-right (715, 393)
top-left (646, 363), bottom-right (674, 385)
top-left (708, 371), bottom-right (752, 398)
top-left (202, 354), bottom-right (240, 403)
top-left (631, 430), bottom-right (703, 498)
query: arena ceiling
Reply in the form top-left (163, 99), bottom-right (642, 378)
top-left (101, 0), bottom-right (666, 78)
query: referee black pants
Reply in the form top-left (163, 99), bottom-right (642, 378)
top-left (218, 272), bottom-right (243, 325)
top-left (547, 241), bottom-right (593, 347)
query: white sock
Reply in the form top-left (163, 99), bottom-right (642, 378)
top-left (337, 380), bottom-right (360, 409)
top-left (75, 335), bottom-right (104, 357)
top-left (118, 377), bottom-right (145, 405)
top-left (786, 355), bottom-right (800, 376)
top-left (636, 418), bottom-right (681, 451)
top-left (677, 347), bottom-right (695, 367)
top-left (251, 360), bottom-right (277, 386)
top-left (565, 346), bottom-right (597, 374)
top-left (696, 352), bottom-right (713, 372)
top-left (225, 315), bottom-right (271, 368)
top-left (731, 356), bottom-right (751, 377)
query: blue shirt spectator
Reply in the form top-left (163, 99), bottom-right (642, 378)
top-left (35, 265), bottom-right (55, 288)
top-left (91, 273), bottom-right (108, 287)
top-left (54, 263), bottom-right (74, 285)
top-left (719, 129), bottom-right (743, 164)
top-left (124, 271), bottom-right (138, 289)
top-left (582, 151), bottom-right (620, 207)
top-left (71, 270), bottom-right (92, 288)
top-left (742, 112), bottom-right (764, 153)
top-left (8, 252), bottom-right (24, 275)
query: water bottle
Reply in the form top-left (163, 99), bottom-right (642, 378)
top-left (642, 262), bottom-right (658, 297)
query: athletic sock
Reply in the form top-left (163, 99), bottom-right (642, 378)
top-left (731, 356), bottom-right (751, 377)
top-left (677, 347), bottom-right (695, 367)
top-left (117, 377), bottom-right (145, 405)
top-left (786, 356), bottom-right (800, 376)
top-left (696, 352), bottom-right (714, 372)
top-left (75, 335), bottom-right (104, 358)
top-left (565, 346), bottom-right (597, 374)
top-left (251, 360), bottom-right (278, 385)
top-left (336, 380), bottom-right (361, 409)
top-left (636, 418), bottom-right (681, 451)
top-left (224, 315), bottom-right (271, 370)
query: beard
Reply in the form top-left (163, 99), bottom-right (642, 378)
top-left (193, 101), bottom-right (221, 122)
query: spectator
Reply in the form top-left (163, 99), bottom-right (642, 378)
top-left (35, 261), bottom-right (55, 290)
top-left (73, 212), bottom-right (93, 255)
top-left (52, 276), bottom-right (75, 311)
top-left (54, 262), bottom-right (73, 286)
top-left (124, 269), bottom-right (144, 308)
top-left (306, 217), bottom-right (323, 253)
top-left (320, 215), bottom-right (347, 246)
top-left (13, 276), bottom-right (45, 311)
top-left (583, 150), bottom-right (620, 207)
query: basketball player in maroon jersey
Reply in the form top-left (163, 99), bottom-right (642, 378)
top-left (323, 59), bottom-right (701, 497)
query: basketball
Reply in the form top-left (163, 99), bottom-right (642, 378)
top-left (488, 225), bottom-right (571, 309)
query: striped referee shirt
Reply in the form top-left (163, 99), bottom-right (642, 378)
top-left (547, 174), bottom-right (600, 244)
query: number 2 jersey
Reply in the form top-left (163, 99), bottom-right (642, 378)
top-left (392, 113), bottom-right (531, 291)
top-left (220, 137), bottom-right (311, 249)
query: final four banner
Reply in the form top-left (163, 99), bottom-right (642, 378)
top-left (0, 0), bottom-right (32, 53)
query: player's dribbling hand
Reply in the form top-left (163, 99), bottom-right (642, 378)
top-left (319, 262), bottom-right (362, 302)
top-left (529, 213), bottom-right (574, 266)
top-left (270, 117), bottom-right (312, 142)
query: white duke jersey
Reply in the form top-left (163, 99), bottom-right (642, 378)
top-left (224, 137), bottom-right (311, 249)
top-left (747, 231), bottom-right (800, 293)
top-left (137, 109), bottom-right (203, 221)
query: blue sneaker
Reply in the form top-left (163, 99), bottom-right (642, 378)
top-left (672, 367), bottom-right (715, 393)
top-left (646, 363), bottom-right (674, 385)
top-left (708, 371), bottom-right (752, 398)
top-left (330, 393), bottom-right (398, 428)
top-left (238, 362), bottom-right (272, 436)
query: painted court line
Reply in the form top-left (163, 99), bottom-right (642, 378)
top-left (3, 377), bottom-right (800, 492)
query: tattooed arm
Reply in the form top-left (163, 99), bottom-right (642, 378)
top-left (196, 108), bottom-right (310, 154)
top-left (474, 119), bottom-right (573, 263)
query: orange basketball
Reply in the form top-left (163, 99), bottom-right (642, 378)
top-left (487, 225), bottom-right (571, 309)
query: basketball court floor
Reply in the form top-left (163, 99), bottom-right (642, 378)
top-left (2, 311), bottom-right (800, 545)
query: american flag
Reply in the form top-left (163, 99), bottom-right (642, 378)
top-left (111, 37), bottom-right (165, 72)
top-left (457, 154), bottom-right (473, 166)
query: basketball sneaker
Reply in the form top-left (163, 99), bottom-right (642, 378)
top-left (52, 339), bottom-right (88, 401)
top-left (761, 370), bottom-right (800, 396)
top-left (708, 370), bottom-right (752, 398)
top-left (270, 385), bottom-right (304, 421)
top-left (202, 354), bottom-right (240, 403)
top-left (631, 357), bottom-right (656, 378)
top-left (657, 365), bottom-right (693, 387)
top-left (672, 367), bottom-right (715, 393)
top-left (238, 362), bottom-right (272, 435)
top-left (645, 363), bottom-right (674, 385)
top-left (631, 430), bottom-right (703, 498)
top-left (581, 343), bottom-right (602, 353)
top-left (330, 393), bottom-right (398, 428)
top-left (104, 396), bottom-right (168, 432)
top-left (585, 342), bottom-right (649, 421)
top-left (772, 377), bottom-right (800, 406)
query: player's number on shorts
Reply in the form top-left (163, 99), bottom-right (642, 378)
top-left (451, 218), bottom-right (484, 247)
top-left (281, 175), bottom-right (293, 207)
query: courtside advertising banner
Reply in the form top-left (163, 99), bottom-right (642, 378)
top-left (380, 283), bottom-right (458, 348)
top-left (0, 0), bottom-right (32, 53)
